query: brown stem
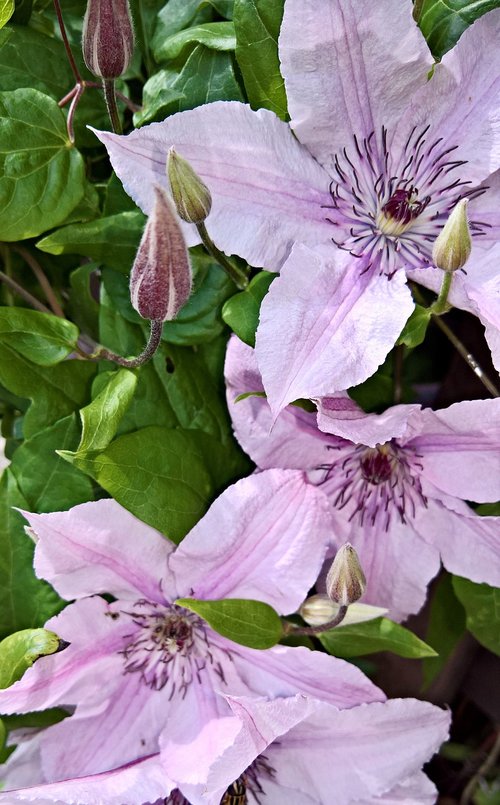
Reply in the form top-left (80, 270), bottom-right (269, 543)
top-left (285, 605), bottom-right (348, 636)
top-left (13, 246), bottom-right (65, 318)
top-left (53, 0), bottom-right (81, 83)
top-left (92, 319), bottom-right (163, 367)
top-left (432, 315), bottom-right (500, 398)
top-left (460, 728), bottom-right (500, 805)
top-left (0, 270), bottom-right (52, 314)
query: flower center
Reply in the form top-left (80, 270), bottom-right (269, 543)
top-left (323, 125), bottom-right (487, 275)
top-left (315, 441), bottom-right (427, 530)
top-left (120, 600), bottom-right (225, 695)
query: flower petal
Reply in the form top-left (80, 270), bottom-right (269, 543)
top-left (279, 0), bottom-right (432, 165)
top-left (92, 102), bottom-right (332, 270)
top-left (24, 499), bottom-right (174, 603)
top-left (169, 469), bottom-right (332, 614)
top-left (366, 772), bottom-right (438, 804)
top-left (409, 399), bottom-right (500, 502)
top-left (316, 398), bottom-right (421, 448)
top-left (256, 244), bottom-right (414, 417)
top-left (0, 752), bottom-right (170, 804)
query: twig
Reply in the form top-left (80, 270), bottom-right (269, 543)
top-left (0, 270), bottom-right (52, 314)
top-left (13, 246), bottom-right (65, 318)
top-left (460, 729), bottom-right (500, 805)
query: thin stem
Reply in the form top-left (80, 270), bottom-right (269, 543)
top-left (0, 270), bottom-right (52, 314)
top-left (433, 315), bottom-right (500, 397)
top-left (285, 605), bottom-right (348, 637)
top-left (102, 79), bottom-right (122, 134)
top-left (53, 0), bottom-right (81, 83)
top-left (92, 319), bottom-right (163, 367)
top-left (431, 270), bottom-right (452, 315)
top-left (393, 343), bottom-right (404, 404)
top-left (460, 729), bottom-right (500, 805)
top-left (13, 246), bottom-right (65, 318)
top-left (197, 222), bottom-right (249, 290)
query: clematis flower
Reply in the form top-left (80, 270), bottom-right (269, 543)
top-left (92, 0), bottom-right (500, 413)
top-left (0, 470), bottom-right (385, 793)
top-left (225, 337), bottom-right (500, 620)
top-left (0, 694), bottom-right (450, 804)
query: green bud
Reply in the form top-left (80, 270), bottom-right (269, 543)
top-left (326, 543), bottom-right (366, 607)
top-left (432, 199), bottom-right (472, 273)
top-left (167, 147), bottom-right (212, 224)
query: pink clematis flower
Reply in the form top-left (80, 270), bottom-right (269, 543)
top-left (93, 0), bottom-right (500, 414)
top-left (0, 470), bottom-right (386, 793)
top-left (0, 694), bottom-right (450, 804)
top-left (226, 337), bottom-right (500, 620)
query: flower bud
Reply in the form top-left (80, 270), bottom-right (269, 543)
top-left (432, 198), bottom-right (471, 272)
top-left (299, 594), bottom-right (337, 626)
top-left (326, 543), bottom-right (366, 607)
top-left (82, 0), bottom-right (134, 80)
top-left (129, 186), bottom-right (192, 322)
top-left (167, 147), bottom-right (212, 224)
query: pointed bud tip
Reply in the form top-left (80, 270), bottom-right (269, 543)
top-left (432, 198), bottom-right (472, 273)
top-left (82, 0), bottom-right (135, 79)
top-left (326, 543), bottom-right (366, 606)
top-left (167, 148), bottom-right (212, 224)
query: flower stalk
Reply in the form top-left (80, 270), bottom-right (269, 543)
top-left (90, 318), bottom-right (164, 368)
top-left (197, 222), bottom-right (249, 290)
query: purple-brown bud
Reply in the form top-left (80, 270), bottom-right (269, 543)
top-left (167, 147), bottom-right (212, 224)
top-left (82, 0), bottom-right (134, 80)
top-left (326, 543), bottom-right (366, 607)
top-left (129, 186), bottom-right (192, 322)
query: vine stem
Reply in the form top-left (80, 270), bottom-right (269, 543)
top-left (53, 0), bottom-right (81, 82)
top-left (91, 319), bottom-right (163, 367)
top-left (13, 245), bottom-right (65, 317)
top-left (460, 729), bottom-right (500, 805)
top-left (197, 223), bottom-right (249, 290)
top-left (284, 605), bottom-right (348, 637)
top-left (102, 79), bottom-right (123, 134)
top-left (0, 270), bottom-right (52, 314)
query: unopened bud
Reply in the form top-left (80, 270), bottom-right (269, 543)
top-left (167, 147), bottom-right (212, 224)
top-left (82, 0), bottom-right (134, 80)
top-left (432, 199), bottom-right (471, 272)
top-left (326, 543), bottom-right (366, 607)
top-left (299, 594), bottom-right (337, 626)
top-left (130, 186), bottom-right (192, 322)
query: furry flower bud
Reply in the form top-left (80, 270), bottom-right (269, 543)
top-left (129, 186), bottom-right (192, 322)
top-left (432, 199), bottom-right (471, 272)
top-left (82, 0), bottom-right (134, 80)
top-left (167, 147), bottom-right (212, 224)
top-left (326, 544), bottom-right (366, 607)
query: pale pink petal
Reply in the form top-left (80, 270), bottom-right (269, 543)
top-left (468, 170), bottom-right (500, 243)
top-left (367, 772), bottom-right (438, 804)
top-left (0, 598), bottom-right (129, 715)
top-left (316, 397), bottom-right (421, 448)
top-left (169, 469), bottom-right (332, 614)
top-left (256, 244), bottom-right (414, 417)
top-left (417, 493), bottom-right (500, 588)
top-left (259, 698), bottom-right (449, 805)
top-left (331, 512), bottom-right (441, 621)
top-left (92, 103), bottom-right (332, 270)
top-left (225, 337), bottom-right (337, 470)
top-left (24, 499), bottom-right (174, 603)
top-left (0, 736), bottom-right (43, 791)
top-left (279, 0), bottom-right (432, 164)
top-left (0, 753), bottom-right (170, 804)
top-left (409, 399), bottom-right (500, 502)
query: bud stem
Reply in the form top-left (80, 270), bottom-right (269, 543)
top-left (102, 79), bottom-right (123, 135)
top-left (197, 223), bottom-right (249, 290)
top-left (91, 318), bottom-right (163, 367)
top-left (53, 0), bottom-right (82, 83)
top-left (431, 270), bottom-right (452, 316)
top-left (284, 604), bottom-right (349, 636)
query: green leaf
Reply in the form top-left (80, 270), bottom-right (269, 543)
top-left (414, 0), bottom-right (500, 60)
top-left (0, 470), bottom-right (63, 638)
top-left (36, 212), bottom-right (146, 272)
top-left (59, 426), bottom-right (215, 543)
top-left (68, 263), bottom-right (100, 339)
top-left (452, 576), bottom-right (500, 656)
top-left (135, 45), bottom-right (244, 126)
top-left (0, 308), bottom-right (79, 365)
top-left (222, 270), bottom-right (275, 347)
top-left (0, 348), bottom-right (95, 438)
top-left (76, 369), bottom-right (138, 454)
top-left (151, 0), bottom-right (214, 59)
top-left (0, 0), bottom-right (14, 27)
top-left (397, 304), bottom-right (431, 348)
top-left (0, 88), bottom-right (86, 240)
top-left (156, 21), bottom-right (236, 60)
top-left (176, 597), bottom-right (283, 649)
top-left (319, 617), bottom-right (438, 659)
top-left (422, 573), bottom-right (466, 688)
top-left (0, 628), bottom-right (62, 689)
top-left (234, 0), bottom-right (287, 119)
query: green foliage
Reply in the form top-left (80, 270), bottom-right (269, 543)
top-left (0, 628), bottom-right (62, 689)
top-left (397, 304), bottom-right (431, 348)
top-left (422, 573), bottom-right (466, 688)
top-left (319, 617), bottom-right (438, 659)
top-left (0, 0), bottom-right (14, 28)
top-left (414, 0), bottom-right (500, 60)
top-left (176, 597), bottom-right (283, 649)
top-left (222, 271), bottom-right (275, 347)
top-left (73, 369), bottom-right (138, 454)
top-left (453, 576), bottom-right (500, 656)
top-left (0, 88), bottom-right (86, 240)
top-left (234, 0), bottom-right (287, 119)
top-left (0, 309), bottom-right (79, 366)
top-left (155, 21), bottom-right (236, 61)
